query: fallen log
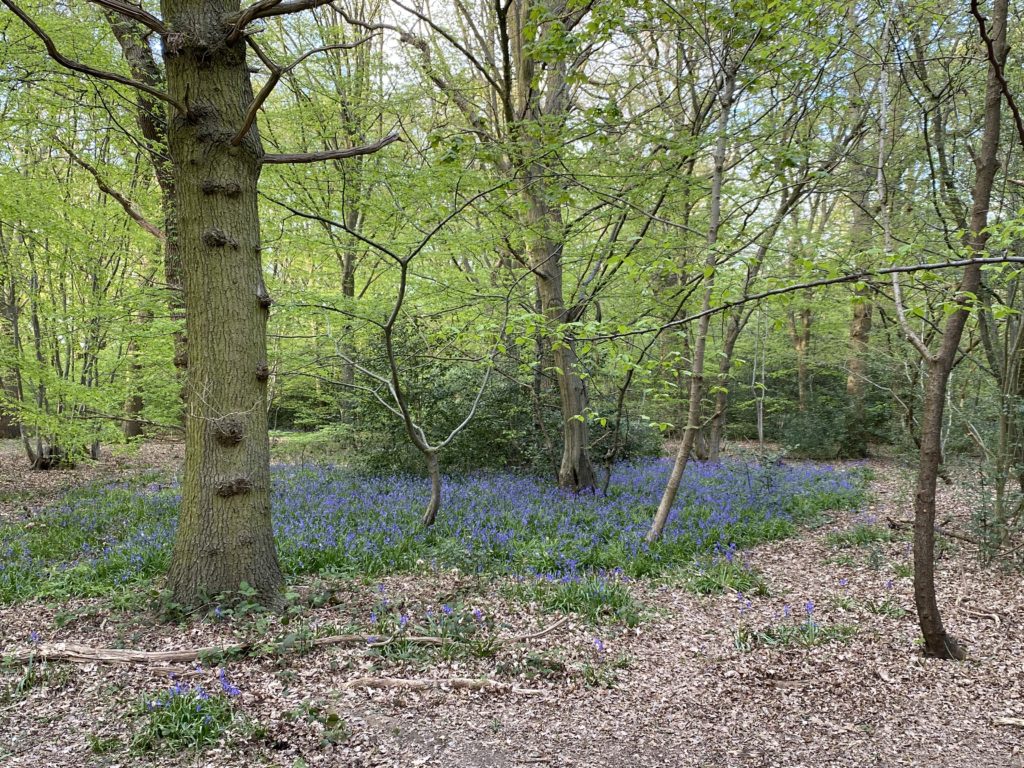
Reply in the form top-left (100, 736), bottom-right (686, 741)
top-left (342, 676), bottom-right (545, 695)
top-left (1, 616), bottom-right (571, 666)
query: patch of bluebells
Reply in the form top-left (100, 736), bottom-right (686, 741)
top-left (0, 458), bottom-right (866, 601)
top-left (134, 673), bottom-right (238, 751)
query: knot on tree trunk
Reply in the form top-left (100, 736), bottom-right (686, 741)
top-left (257, 291), bottom-right (273, 310)
top-left (202, 228), bottom-right (237, 248)
top-left (211, 414), bottom-right (245, 446)
top-left (173, 347), bottom-right (189, 370)
top-left (201, 179), bottom-right (242, 197)
top-left (216, 477), bottom-right (253, 497)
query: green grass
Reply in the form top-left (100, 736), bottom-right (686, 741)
top-left (826, 523), bottom-right (892, 549)
top-left (506, 574), bottom-right (643, 626)
top-left (864, 597), bottom-right (908, 618)
top-left (130, 678), bottom-right (261, 753)
top-left (734, 619), bottom-right (857, 651)
top-left (677, 551), bottom-right (770, 596)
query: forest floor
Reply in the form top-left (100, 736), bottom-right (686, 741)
top-left (0, 441), bottom-right (1022, 768)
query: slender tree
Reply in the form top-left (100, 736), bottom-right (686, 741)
top-left (891, 0), bottom-right (1008, 659)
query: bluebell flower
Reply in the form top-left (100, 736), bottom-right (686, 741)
top-left (218, 669), bottom-right (240, 697)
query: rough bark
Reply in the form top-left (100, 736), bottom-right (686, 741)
top-left (788, 307), bottom-right (812, 412)
top-left (707, 315), bottom-right (741, 461)
top-left (421, 450), bottom-right (441, 527)
top-left (523, 173), bottom-right (596, 491)
top-left (161, 0), bottom-right (282, 605)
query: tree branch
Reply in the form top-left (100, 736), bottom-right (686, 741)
top-left (891, 273), bottom-right (937, 362)
top-left (577, 256), bottom-right (1024, 342)
top-left (1, 0), bottom-right (184, 113)
top-left (55, 137), bottom-right (165, 242)
top-left (85, 0), bottom-right (166, 34)
top-left (228, 0), bottom-right (333, 41)
top-left (970, 0), bottom-right (1024, 150)
top-left (232, 37), bottom-right (374, 146)
top-left (261, 132), bottom-right (400, 164)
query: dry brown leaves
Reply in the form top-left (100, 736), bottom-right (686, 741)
top-left (1, 451), bottom-right (1022, 767)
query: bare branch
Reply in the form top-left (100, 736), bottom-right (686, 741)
top-left (1, 0), bottom-right (184, 112)
top-left (228, 0), bottom-right (333, 41)
top-left (970, 0), bottom-right (1024, 150)
top-left (85, 0), bottom-right (166, 34)
top-left (577, 256), bottom-right (1024, 342)
top-left (262, 132), bottom-right (400, 165)
top-left (891, 273), bottom-right (937, 362)
top-left (232, 37), bottom-right (375, 146)
top-left (56, 137), bottom-right (165, 242)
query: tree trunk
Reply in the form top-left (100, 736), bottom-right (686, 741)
top-left (845, 287), bottom-right (872, 455)
top-left (421, 450), bottom-right (441, 527)
top-left (788, 307), bottom-right (812, 412)
top-left (845, 186), bottom-right (873, 457)
top-left (524, 179), bottom-right (596, 491)
top-left (707, 315), bottom-right (741, 460)
top-left (162, 0), bottom-right (282, 606)
top-left (510, 0), bottom-right (596, 492)
top-left (647, 61), bottom-right (735, 542)
top-left (907, 0), bottom-right (1006, 660)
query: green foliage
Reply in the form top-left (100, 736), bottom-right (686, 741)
top-left (864, 597), bottom-right (907, 618)
top-left (508, 574), bottom-right (642, 626)
top-left (826, 523), bottom-right (892, 549)
top-left (86, 734), bottom-right (123, 755)
top-left (131, 682), bottom-right (238, 752)
top-left (734, 612), bottom-right (856, 651)
top-left (364, 596), bottom-right (497, 663)
top-left (679, 551), bottom-right (770, 596)
top-left (1, 656), bottom-right (71, 704)
top-left (284, 703), bottom-right (350, 746)
top-left (0, 479), bottom-right (175, 602)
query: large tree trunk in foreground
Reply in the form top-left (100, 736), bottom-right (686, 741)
top-left (162, 0), bottom-right (282, 606)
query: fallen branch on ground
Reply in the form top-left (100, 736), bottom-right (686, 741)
top-left (2, 617), bottom-right (571, 666)
top-left (886, 517), bottom-right (985, 546)
top-left (342, 676), bottom-right (545, 695)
